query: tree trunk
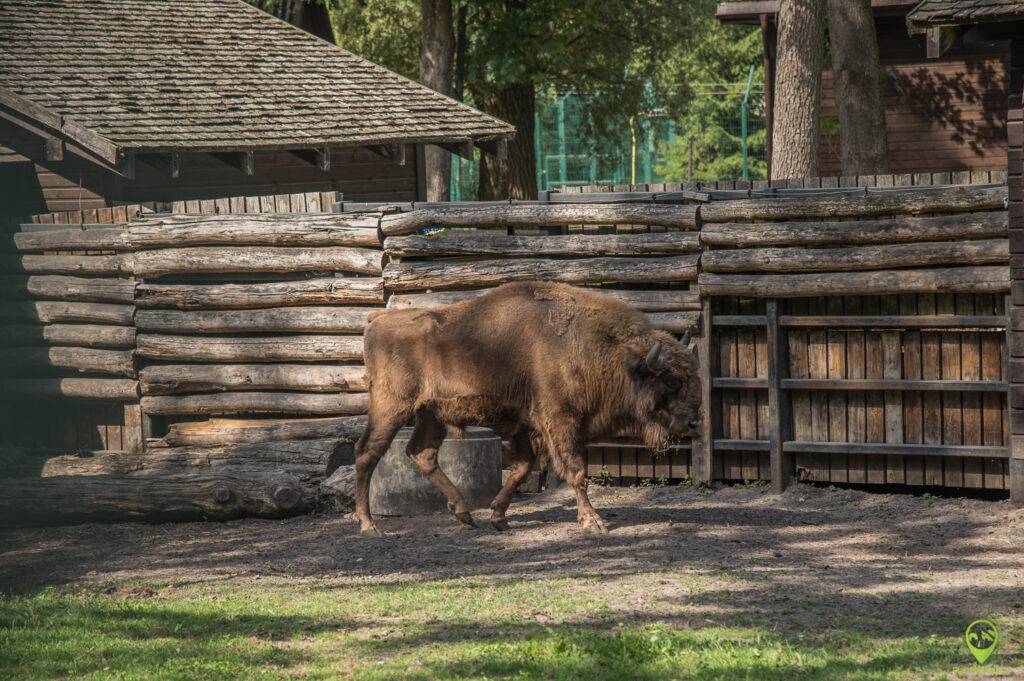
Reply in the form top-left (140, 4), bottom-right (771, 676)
top-left (477, 82), bottom-right (537, 200)
top-left (827, 0), bottom-right (889, 174)
top-left (274, 0), bottom-right (335, 43)
top-left (420, 0), bottom-right (454, 201)
top-left (771, 0), bottom-right (826, 180)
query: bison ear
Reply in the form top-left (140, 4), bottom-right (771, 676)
top-left (680, 330), bottom-right (692, 347)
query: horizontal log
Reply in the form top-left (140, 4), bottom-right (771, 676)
top-left (128, 214), bottom-right (380, 248)
top-left (0, 301), bottom-right (135, 325)
top-left (131, 246), bottom-right (383, 278)
top-left (0, 378), bottom-right (139, 400)
top-left (139, 364), bottom-right (366, 395)
top-left (141, 392), bottom-right (369, 416)
top-left (648, 311), bottom-right (702, 333)
top-left (135, 306), bottom-right (371, 334)
top-left (0, 347), bottom-right (135, 376)
top-left (782, 441), bottom-right (1007, 459)
top-left (701, 239), bottom-right (1008, 274)
top-left (699, 184), bottom-right (1007, 222)
top-left (0, 275), bottom-right (135, 303)
top-left (384, 254), bottom-right (699, 292)
top-left (779, 315), bottom-right (1006, 328)
top-left (386, 287), bottom-right (701, 311)
top-left (157, 416), bottom-right (367, 447)
top-left (0, 324), bottom-right (135, 348)
top-left (0, 253), bottom-right (133, 275)
top-left (135, 277), bottom-right (383, 309)
top-left (698, 266), bottom-right (1009, 298)
top-left (380, 203), bottom-right (699, 236)
top-left (0, 439), bottom-right (352, 525)
top-left (136, 334), bottom-right (363, 362)
top-left (784, 378), bottom-right (1007, 392)
top-left (700, 210), bottom-right (1007, 247)
top-left (383, 231), bottom-right (700, 257)
top-left (10, 227), bottom-right (129, 252)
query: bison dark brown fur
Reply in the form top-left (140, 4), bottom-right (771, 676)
top-left (353, 281), bottom-right (701, 535)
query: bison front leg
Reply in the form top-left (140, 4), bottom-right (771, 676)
top-left (541, 423), bottom-right (609, 534)
top-left (406, 410), bottom-right (475, 527)
top-left (489, 429), bottom-right (536, 531)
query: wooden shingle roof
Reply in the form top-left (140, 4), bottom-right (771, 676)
top-left (0, 0), bottom-right (515, 155)
top-left (907, 0), bottom-right (1024, 33)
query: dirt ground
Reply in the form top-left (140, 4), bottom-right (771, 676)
top-left (2, 482), bottom-right (1022, 631)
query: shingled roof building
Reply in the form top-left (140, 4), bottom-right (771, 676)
top-left (0, 0), bottom-right (515, 217)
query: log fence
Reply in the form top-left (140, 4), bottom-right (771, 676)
top-left (2, 175), bottom-right (1022, 524)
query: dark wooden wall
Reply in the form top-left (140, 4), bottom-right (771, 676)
top-left (818, 16), bottom-right (1009, 175)
top-left (1008, 39), bottom-right (1024, 500)
top-left (0, 140), bottom-right (420, 218)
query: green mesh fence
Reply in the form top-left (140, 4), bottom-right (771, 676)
top-left (451, 83), bottom-right (767, 201)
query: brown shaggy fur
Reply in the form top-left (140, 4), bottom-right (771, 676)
top-left (351, 281), bottom-right (701, 535)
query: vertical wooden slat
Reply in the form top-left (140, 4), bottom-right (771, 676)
top-left (919, 293), bottom-right (945, 486)
top-left (882, 296), bottom-right (904, 484)
top-left (808, 297), bottom-right (829, 482)
top-left (863, 296), bottom-right (886, 483)
top-left (788, 299), bottom-right (812, 478)
top-left (981, 294), bottom-right (1005, 489)
top-left (123, 403), bottom-right (144, 454)
top-left (827, 296), bottom-right (848, 483)
top-left (694, 297), bottom-right (713, 484)
top-left (961, 294), bottom-right (984, 488)
top-left (940, 293), bottom-right (965, 487)
top-left (738, 299), bottom-right (758, 480)
top-left (902, 294), bottom-right (924, 486)
top-left (845, 296), bottom-right (867, 483)
top-left (767, 301), bottom-right (791, 493)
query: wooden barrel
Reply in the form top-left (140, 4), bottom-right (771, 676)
top-left (369, 427), bottom-right (502, 516)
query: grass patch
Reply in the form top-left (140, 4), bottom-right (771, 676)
top-left (0, 575), bottom-right (1019, 680)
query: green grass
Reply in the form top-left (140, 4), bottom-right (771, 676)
top-left (0, 575), bottom-right (1019, 680)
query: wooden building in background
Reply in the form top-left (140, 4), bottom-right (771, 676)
top-left (717, 0), bottom-right (1009, 176)
top-left (0, 0), bottom-right (514, 219)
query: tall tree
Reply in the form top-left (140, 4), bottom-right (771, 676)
top-left (771, 0), bottom-right (826, 180)
top-left (827, 0), bottom-right (889, 175)
top-left (249, 0), bottom-right (334, 42)
top-left (420, 0), bottom-right (455, 201)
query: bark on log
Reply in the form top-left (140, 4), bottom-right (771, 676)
top-left (158, 416), bottom-right (367, 447)
top-left (383, 231), bottom-right (700, 257)
top-left (699, 210), bottom-right (1007, 247)
top-left (0, 378), bottom-right (139, 401)
top-left (10, 227), bottom-right (130, 252)
top-left (0, 438), bottom-right (354, 525)
top-left (699, 265), bottom-right (1010, 298)
top-left (380, 203), bottom-right (699, 236)
top-left (0, 275), bottom-right (135, 303)
top-left (0, 301), bottom-right (135, 326)
top-left (136, 334), bottom-right (364, 362)
top-left (648, 311), bottom-right (701, 334)
top-left (383, 254), bottom-right (699, 292)
top-left (385, 287), bottom-right (701, 311)
top-left (0, 347), bottom-right (136, 376)
top-left (701, 239), bottom-right (1008, 274)
top-left (127, 214), bottom-right (380, 248)
top-left (131, 246), bottom-right (383, 278)
top-left (141, 392), bottom-right (369, 416)
top-left (136, 277), bottom-right (383, 309)
top-left (700, 185), bottom-right (1007, 222)
top-left (0, 324), bottom-right (136, 349)
top-left (139, 364), bottom-right (367, 395)
top-left (135, 307), bottom-right (371, 334)
top-left (0, 254), bottom-right (133, 275)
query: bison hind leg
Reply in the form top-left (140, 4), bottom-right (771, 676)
top-left (354, 408), bottom-right (410, 537)
top-left (406, 409), bottom-right (475, 527)
top-left (489, 429), bottom-right (536, 531)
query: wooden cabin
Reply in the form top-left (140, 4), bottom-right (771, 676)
top-left (0, 0), bottom-right (513, 219)
top-left (717, 0), bottom-right (1010, 176)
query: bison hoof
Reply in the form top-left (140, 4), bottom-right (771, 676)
top-left (454, 511), bottom-right (476, 527)
top-left (359, 523), bottom-right (385, 537)
top-left (580, 517), bottom-right (609, 534)
top-left (490, 517), bottom-right (511, 532)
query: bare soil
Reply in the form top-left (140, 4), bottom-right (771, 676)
top-left (2, 482), bottom-right (1023, 646)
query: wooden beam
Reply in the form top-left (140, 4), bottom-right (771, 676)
top-left (43, 137), bottom-right (64, 161)
top-left (474, 137), bottom-right (507, 160)
top-left (364, 143), bottom-right (406, 166)
top-left (116, 151), bottom-right (135, 180)
top-left (438, 139), bottom-right (474, 161)
top-left (289, 146), bottom-right (331, 171)
top-left (210, 151), bottom-right (255, 175)
top-left (138, 152), bottom-right (181, 178)
top-left (693, 297), bottom-right (714, 484)
top-left (783, 441), bottom-right (1007, 459)
top-left (926, 25), bottom-right (960, 59)
top-left (766, 300), bottom-right (791, 493)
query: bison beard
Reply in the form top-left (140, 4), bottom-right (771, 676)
top-left (349, 281), bottom-right (701, 536)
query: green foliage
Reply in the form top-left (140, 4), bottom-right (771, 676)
top-left (326, 0), bottom-right (420, 80)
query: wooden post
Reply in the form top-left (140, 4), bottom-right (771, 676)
top-left (766, 300), bottom-right (791, 493)
top-left (693, 297), bottom-right (714, 484)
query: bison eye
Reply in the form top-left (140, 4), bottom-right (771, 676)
top-left (664, 378), bottom-right (681, 391)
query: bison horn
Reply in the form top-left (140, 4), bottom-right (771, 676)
top-left (681, 330), bottom-right (692, 346)
top-left (645, 342), bottom-right (662, 369)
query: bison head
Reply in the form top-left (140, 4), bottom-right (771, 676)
top-left (625, 330), bottom-right (702, 451)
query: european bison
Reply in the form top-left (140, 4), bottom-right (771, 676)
top-left (354, 281), bottom-right (701, 535)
